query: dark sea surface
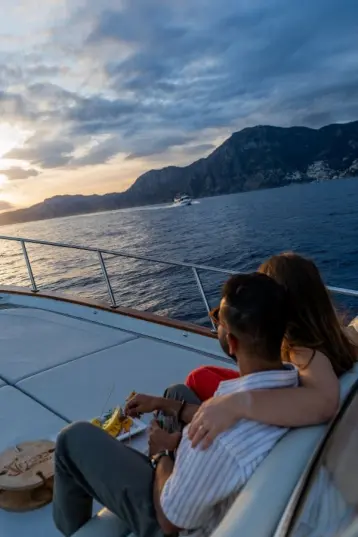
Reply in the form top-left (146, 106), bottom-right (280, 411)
top-left (1, 178), bottom-right (357, 326)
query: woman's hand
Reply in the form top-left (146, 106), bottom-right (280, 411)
top-left (188, 393), bottom-right (245, 449)
top-left (125, 393), bottom-right (162, 416)
top-left (148, 420), bottom-right (181, 456)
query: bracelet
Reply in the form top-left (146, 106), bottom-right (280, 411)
top-left (177, 400), bottom-right (186, 423)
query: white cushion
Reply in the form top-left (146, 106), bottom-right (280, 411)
top-left (341, 518), bottom-right (358, 537)
top-left (0, 308), bottom-right (136, 383)
top-left (0, 385), bottom-right (67, 451)
top-left (18, 337), bottom-right (229, 422)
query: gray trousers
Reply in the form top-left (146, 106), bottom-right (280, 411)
top-left (53, 384), bottom-right (201, 537)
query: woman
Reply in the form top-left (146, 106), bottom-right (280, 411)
top-left (188, 252), bottom-right (358, 448)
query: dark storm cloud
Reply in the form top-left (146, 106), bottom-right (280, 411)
top-left (0, 167), bottom-right (39, 180)
top-left (3, 0), bottom-right (358, 171)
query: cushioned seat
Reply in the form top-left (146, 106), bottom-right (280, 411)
top-left (73, 364), bottom-right (358, 537)
top-left (212, 363), bottom-right (358, 537)
top-left (341, 518), bottom-right (358, 537)
top-left (0, 307), bottom-right (136, 383)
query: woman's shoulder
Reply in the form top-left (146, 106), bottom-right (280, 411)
top-left (344, 324), bottom-right (358, 347)
top-left (290, 347), bottom-right (331, 370)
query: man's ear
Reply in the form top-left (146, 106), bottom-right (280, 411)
top-left (227, 333), bottom-right (239, 358)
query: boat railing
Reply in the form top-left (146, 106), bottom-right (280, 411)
top-left (1, 234), bottom-right (358, 330)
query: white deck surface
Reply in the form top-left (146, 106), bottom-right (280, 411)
top-left (0, 386), bottom-right (66, 537)
top-left (0, 297), bottom-right (231, 537)
top-left (1, 296), bottom-right (356, 537)
top-left (19, 337), bottom-right (224, 422)
top-left (0, 307), bottom-right (137, 383)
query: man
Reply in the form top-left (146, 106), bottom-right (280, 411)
top-left (53, 273), bottom-right (298, 537)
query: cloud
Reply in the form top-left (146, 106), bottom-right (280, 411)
top-left (0, 200), bottom-right (13, 210)
top-left (71, 136), bottom-right (122, 166)
top-left (5, 138), bottom-right (74, 168)
top-left (182, 144), bottom-right (216, 156)
top-left (0, 167), bottom-right (39, 180)
top-left (125, 134), bottom-right (197, 160)
top-left (1, 0), bottom-right (358, 188)
top-left (65, 0), bottom-right (358, 149)
top-left (67, 96), bottom-right (138, 136)
top-left (0, 90), bottom-right (29, 120)
top-left (0, 64), bottom-right (67, 88)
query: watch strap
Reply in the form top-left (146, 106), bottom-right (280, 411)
top-left (150, 450), bottom-right (174, 469)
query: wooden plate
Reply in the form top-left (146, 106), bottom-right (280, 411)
top-left (0, 440), bottom-right (55, 492)
top-left (0, 477), bottom-right (54, 512)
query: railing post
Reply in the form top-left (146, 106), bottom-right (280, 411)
top-left (97, 251), bottom-right (117, 308)
top-left (192, 267), bottom-right (216, 331)
top-left (21, 241), bottom-right (38, 293)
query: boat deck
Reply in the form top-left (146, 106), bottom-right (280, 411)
top-left (0, 292), bottom-right (232, 537)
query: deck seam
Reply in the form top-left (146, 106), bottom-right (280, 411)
top-left (12, 335), bottom-right (139, 385)
top-left (0, 379), bottom-right (71, 424)
top-left (5, 304), bottom-right (227, 362)
top-left (15, 335), bottom-right (232, 399)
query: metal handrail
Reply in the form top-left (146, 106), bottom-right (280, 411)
top-left (1, 235), bottom-right (358, 330)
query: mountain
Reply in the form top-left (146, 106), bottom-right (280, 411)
top-left (1, 120), bottom-right (358, 226)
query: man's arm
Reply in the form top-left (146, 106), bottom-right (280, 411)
top-left (153, 457), bottom-right (181, 534)
top-left (125, 394), bottom-right (199, 423)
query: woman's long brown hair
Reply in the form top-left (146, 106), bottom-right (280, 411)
top-left (259, 252), bottom-right (357, 376)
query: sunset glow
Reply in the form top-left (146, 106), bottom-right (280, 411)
top-left (0, 1), bottom-right (357, 210)
top-left (0, 124), bottom-right (30, 160)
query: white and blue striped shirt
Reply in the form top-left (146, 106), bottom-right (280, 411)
top-left (161, 364), bottom-right (299, 537)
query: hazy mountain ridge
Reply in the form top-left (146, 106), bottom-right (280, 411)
top-left (1, 120), bottom-right (358, 226)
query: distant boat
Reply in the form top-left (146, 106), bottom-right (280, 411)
top-left (173, 193), bottom-right (192, 206)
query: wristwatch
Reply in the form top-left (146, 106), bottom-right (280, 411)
top-left (150, 450), bottom-right (174, 469)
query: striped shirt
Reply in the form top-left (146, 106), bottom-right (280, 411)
top-left (160, 364), bottom-right (299, 537)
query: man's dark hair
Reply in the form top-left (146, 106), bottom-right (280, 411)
top-left (221, 272), bottom-right (288, 361)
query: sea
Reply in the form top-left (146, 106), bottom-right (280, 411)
top-left (1, 178), bottom-right (357, 326)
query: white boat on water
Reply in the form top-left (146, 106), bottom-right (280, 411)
top-left (173, 194), bottom-right (192, 206)
top-left (0, 234), bottom-right (358, 537)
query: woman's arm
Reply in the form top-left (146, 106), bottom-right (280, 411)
top-left (239, 350), bottom-right (340, 426)
top-left (188, 350), bottom-right (340, 448)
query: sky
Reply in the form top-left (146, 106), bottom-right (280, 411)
top-left (0, 0), bottom-right (358, 211)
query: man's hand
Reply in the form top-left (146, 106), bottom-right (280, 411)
top-left (125, 393), bottom-right (162, 416)
top-left (149, 420), bottom-right (181, 457)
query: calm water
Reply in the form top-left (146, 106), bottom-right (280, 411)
top-left (1, 179), bottom-right (358, 326)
